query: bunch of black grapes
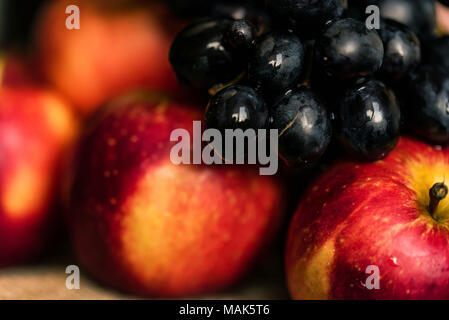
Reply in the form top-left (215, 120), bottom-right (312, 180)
top-left (169, 0), bottom-right (449, 166)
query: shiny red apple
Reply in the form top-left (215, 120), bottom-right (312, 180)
top-left (0, 86), bottom-right (78, 267)
top-left (286, 137), bottom-right (449, 299)
top-left (67, 95), bottom-right (283, 297)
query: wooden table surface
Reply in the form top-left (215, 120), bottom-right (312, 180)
top-left (0, 250), bottom-right (289, 300)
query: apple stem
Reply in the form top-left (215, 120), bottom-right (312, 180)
top-left (429, 182), bottom-right (448, 218)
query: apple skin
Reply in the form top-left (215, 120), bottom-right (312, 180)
top-left (286, 137), bottom-right (449, 299)
top-left (0, 87), bottom-right (77, 267)
top-left (35, 0), bottom-right (191, 115)
top-left (67, 96), bottom-right (283, 297)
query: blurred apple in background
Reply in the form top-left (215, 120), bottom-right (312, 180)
top-left (438, 2), bottom-right (449, 32)
top-left (67, 94), bottom-right (283, 297)
top-left (0, 54), bottom-right (43, 88)
top-left (0, 86), bottom-right (78, 267)
top-left (35, 0), bottom-right (191, 115)
top-left (286, 137), bottom-right (449, 299)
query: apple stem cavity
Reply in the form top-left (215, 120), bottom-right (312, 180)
top-left (429, 182), bottom-right (448, 218)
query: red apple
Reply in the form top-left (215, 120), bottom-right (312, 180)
top-left (286, 137), bottom-right (449, 299)
top-left (0, 53), bottom-right (43, 88)
top-left (0, 86), bottom-right (78, 267)
top-left (67, 95), bottom-right (283, 297)
top-left (35, 0), bottom-right (191, 115)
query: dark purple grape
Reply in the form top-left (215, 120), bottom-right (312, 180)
top-left (365, 0), bottom-right (436, 39)
top-left (267, 0), bottom-right (346, 38)
top-left (270, 86), bottom-right (332, 167)
top-left (248, 31), bottom-right (305, 95)
top-left (338, 78), bottom-right (401, 161)
top-left (211, 2), bottom-right (271, 34)
top-left (378, 19), bottom-right (421, 80)
top-left (205, 85), bottom-right (268, 132)
top-left (314, 18), bottom-right (384, 80)
top-left (405, 66), bottom-right (449, 145)
top-left (223, 19), bottom-right (257, 52)
top-left (169, 18), bottom-right (243, 90)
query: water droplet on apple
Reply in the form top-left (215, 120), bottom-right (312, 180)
top-left (388, 256), bottom-right (399, 267)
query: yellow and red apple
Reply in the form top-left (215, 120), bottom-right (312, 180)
top-left (286, 137), bottom-right (449, 299)
top-left (0, 86), bottom-right (78, 267)
top-left (67, 95), bottom-right (283, 297)
top-left (35, 0), bottom-right (191, 115)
